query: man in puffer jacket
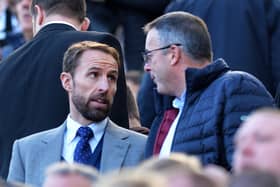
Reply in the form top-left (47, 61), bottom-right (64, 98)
top-left (143, 11), bottom-right (274, 170)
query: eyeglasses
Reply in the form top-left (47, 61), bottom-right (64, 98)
top-left (142, 43), bottom-right (182, 64)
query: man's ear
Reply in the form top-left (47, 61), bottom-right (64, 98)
top-left (81, 17), bottom-right (90, 31)
top-left (60, 72), bottom-right (73, 92)
top-left (34, 5), bottom-right (45, 26)
top-left (170, 45), bottom-right (181, 66)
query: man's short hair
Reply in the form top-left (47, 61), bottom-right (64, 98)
top-left (45, 162), bottom-right (99, 182)
top-left (144, 11), bottom-right (212, 62)
top-left (139, 153), bottom-right (202, 175)
top-left (62, 41), bottom-right (120, 76)
top-left (96, 169), bottom-right (168, 187)
top-left (30, 0), bottom-right (86, 23)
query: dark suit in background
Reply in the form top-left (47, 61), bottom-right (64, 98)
top-left (86, 0), bottom-right (170, 71)
top-left (166, 0), bottom-right (280, 96)
top-left (0, 23), bottom-right (128, 178)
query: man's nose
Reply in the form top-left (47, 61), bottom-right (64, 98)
top-left (97, 78), bottom-right (109, 92)
top-left (144, 63), bottom-right (151, 72)
top-left (240, 139), bottom-right (254, 157)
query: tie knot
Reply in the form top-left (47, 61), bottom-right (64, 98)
top-left (77, 127), bottom-right (93, 140)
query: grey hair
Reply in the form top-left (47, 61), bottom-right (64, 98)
top-left (144, 11), bottom-right (213, 62)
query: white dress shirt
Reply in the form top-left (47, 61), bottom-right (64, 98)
top-left (159, 91), bottom-right (186, 158)
top-left (62, 115), bottom-right (107, 163)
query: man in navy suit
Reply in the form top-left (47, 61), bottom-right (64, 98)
top-left (0, 0), bottom-right (128, 178)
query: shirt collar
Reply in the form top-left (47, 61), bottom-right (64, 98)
top-left (65, 115), bottom-right (108, 144)
top-left (42, 21), bottom-right (79, 31)
top-left (172, 90), bottom-right (186, 110)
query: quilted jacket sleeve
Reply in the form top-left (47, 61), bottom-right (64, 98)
top-left (222, 73), bottom-right (274, 169)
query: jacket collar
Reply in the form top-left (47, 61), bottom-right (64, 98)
top-left (34, 23), bottom-right (75, 40)
top-left (100, 120), bottom-right (130, 173)
top-left (185, 58), bottom-right (230, 93)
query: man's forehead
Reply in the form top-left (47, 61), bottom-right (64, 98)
top-left (146, 30), bottom-right (161, 48)
top-left (239, 114), bottom-right (280, 135)
top-left (79, 50), bottom-right (118, 68)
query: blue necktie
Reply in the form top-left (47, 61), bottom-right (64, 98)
top-left (74, 126), bottom-right (94, 164)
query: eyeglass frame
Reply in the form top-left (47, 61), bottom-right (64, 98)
top-left (142, 43), bottom-right (182, 64)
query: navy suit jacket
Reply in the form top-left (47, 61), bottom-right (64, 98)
top-left (0, 23), bottom-right (128, 178)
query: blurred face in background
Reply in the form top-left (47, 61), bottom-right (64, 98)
top-left (15, 0), bottom-right (33, 39)
top-left (233, 113), bottom-right (280, 177)
top-left (43, 174), bottom-right (93, 187)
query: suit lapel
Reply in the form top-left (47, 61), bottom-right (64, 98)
top-left (36, 122), bottom-right (66, 181)
top-left (100, 120), bottom-right (130, 173)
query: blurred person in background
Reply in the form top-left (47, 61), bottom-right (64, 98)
top-left (126, 85), bottom-right (149, 135)
top-left (233, 108), bottom-right (280, 177)
top-left (0, 0), bottom-right (22, 60)
top-left (95, 169), bottom-right (168, 187)
top-left (42, 162), bottom-right (98, 187)
top-left (204, 165), bottom-right (230, 187)
top-left (86, 0), bottom-right (170, 71)
top-left (14, 0), bottom-right (33, 41)
top-left (125, 70), bottom-right (142, 100)
top-left (138, 154), bottom-right (218, 187)
top-left (229, 171), bottom-right (280, 187)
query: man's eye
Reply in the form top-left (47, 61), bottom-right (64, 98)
top-left (108, 75), bottom-right (117, 81)
top-left (89, 72), bottom-right (97, 78)
top-left (255, 134), bottom-right (273, 142)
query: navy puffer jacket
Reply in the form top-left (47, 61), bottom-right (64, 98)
top-left (145, 59), bottom-right (274, 170)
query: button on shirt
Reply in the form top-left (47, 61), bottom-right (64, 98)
top-left (62, 115), bottom-right (107, 163)
top-left (159, 91), bottom-right (186, 158)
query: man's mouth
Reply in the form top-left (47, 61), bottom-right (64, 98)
top-left (89, 99), bottom-right (108, 109)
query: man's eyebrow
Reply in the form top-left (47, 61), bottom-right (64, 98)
top-left (87, 67), bottom-right (100, 71)
top-left (108, 70), bottom-right (119, 76)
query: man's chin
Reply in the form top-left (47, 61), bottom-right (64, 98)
top-left (239, 165), bottom-right (260, 173)
top-left (156, 86), bottom-right (167, 95)
top-left (83, 110), bottom-right (109, 123)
